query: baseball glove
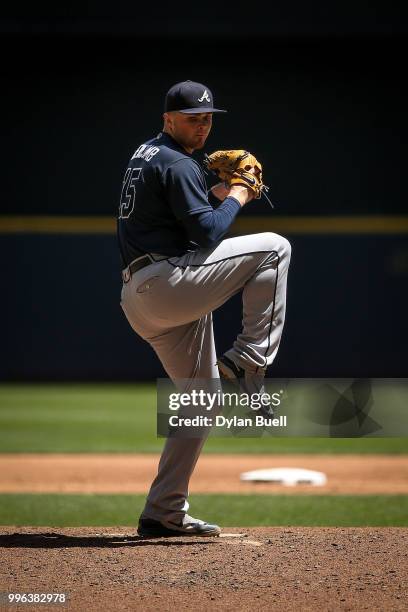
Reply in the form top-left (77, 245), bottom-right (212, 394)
top-left (204, 149), bottom-right (264, 199)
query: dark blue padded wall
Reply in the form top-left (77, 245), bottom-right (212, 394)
top-left (1, 232), bottom-right (407, 380)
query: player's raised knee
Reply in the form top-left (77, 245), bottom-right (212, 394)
top-left (278, 235), bottom-right (291, 259)
top-left (259, 232), bottom-right (291, 258)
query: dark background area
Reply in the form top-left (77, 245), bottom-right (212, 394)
top-left (2, 33), bottom-right (408, 216)
top-left (1, 4), bottom-right (407, 380)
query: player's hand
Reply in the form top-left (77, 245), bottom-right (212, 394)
top-left (228, 184), bottom-right (255, 207)
top-left (210, 181), bottom-right (230, 201)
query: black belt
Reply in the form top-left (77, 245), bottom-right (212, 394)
top-left (122, 254), bottom-right (168, 283)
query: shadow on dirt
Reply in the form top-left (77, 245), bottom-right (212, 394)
top-left (0, 533), bottom-right (221, 548)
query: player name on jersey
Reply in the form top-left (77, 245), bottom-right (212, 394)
top-left (131, 144), bottom-right (160, 162)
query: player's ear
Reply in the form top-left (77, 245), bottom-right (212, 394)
top-left (163, 112), bottom-right (172, 129)
top-left (165, 111), bottom-right (177, 121)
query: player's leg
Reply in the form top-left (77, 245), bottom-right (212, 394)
top-left (138, 232), bottom-right (291, 373)
top-left (221, 233), bottom-right (291, 373)
top-left (121, 285), bottom-right (221, 532)
top-left (140, 312), bottom-right (220, 526)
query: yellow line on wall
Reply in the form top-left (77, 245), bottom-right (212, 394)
top-left (1, 215), bottom-right (408, 234)
top-left (234, 216), bottom-right (408, 234)
top-left (0, 216), bottom-right (115, 234)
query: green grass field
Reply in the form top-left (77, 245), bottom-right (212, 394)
top-left (1, 494), bottom-right (407, 527)
top-left (1, 384), bottom-right (407, 527)
top-left (0, 384), bottom-right (407, 454)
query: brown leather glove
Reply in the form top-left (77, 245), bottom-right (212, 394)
top-left (204, 150), bottom-right (264, 199)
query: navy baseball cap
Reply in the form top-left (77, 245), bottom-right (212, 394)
top-left (164, 80), bottom-right (227, 114)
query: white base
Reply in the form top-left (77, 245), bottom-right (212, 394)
top-left (240, 467), bottom-right (327, 486)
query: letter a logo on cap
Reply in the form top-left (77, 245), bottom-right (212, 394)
top-left (198, 89), bottom-right (211, 103)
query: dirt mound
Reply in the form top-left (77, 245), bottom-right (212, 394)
top-left (1, 527), bottom-right (407, 611)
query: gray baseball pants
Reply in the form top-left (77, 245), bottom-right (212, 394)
top-left (120, 232), bottom-right (291, 524)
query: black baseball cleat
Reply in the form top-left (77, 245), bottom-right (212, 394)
top-left (216, 354), bottom-right (274, 418)
top-left (137, 515), bottom-right (222, 538)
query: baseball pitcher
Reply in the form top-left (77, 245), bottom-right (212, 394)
top-left (117, 80), bottom-right (291, 538)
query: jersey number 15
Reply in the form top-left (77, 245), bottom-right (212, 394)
top-left (119, 167), bottom-right (142, 219)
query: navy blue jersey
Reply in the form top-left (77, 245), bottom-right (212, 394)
top-left (117, 131), bottom-right (241, 265)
